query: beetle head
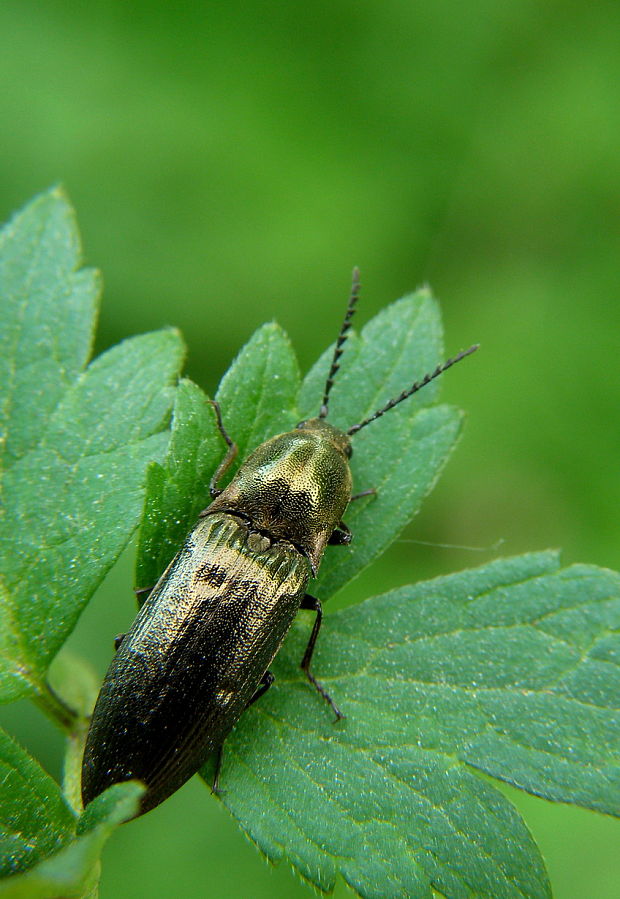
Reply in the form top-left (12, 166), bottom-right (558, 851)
top-left (295, 417), bottom-right (352, 460)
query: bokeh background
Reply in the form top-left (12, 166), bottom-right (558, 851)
top-left (1, 2), bottom-right (619, 896)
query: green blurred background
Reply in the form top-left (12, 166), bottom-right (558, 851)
top-left (1, 1), bottom-right (619, 896)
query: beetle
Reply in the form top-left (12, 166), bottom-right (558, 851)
top-left (81, 269), bottom-right (478, 817)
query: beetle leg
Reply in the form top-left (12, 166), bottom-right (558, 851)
top-left (208, 400), bottom-right (238, 498)
top-left (133, 585), bottom-right (155, 607)
top-left (350, 487), bottom-right (377, 502)
top-left (247, 670), bottom-right (275, 708)
top-left (328, 489), bottom-right (378, 545)
top-left (328, 521), bottom-right (352, 545)
top-left (211, 744), bottom-right (224, 794)
top-left (113, 633), bottom-right (126, 651)
top-left (299, 595), bottom-right (344, 721)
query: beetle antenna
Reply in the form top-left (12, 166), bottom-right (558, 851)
top-left (347, 344), bottom-right (479, 435)
top-left (318, 267), bottom-right (362, 418)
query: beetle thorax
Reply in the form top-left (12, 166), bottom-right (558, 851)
top-left (206, 420), bottom-right (352, 573)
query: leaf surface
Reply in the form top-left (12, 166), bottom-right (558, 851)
top-left (215, 321), bottom-right (301, 466)
top-left (299, 292), bottom-right (465, 597)
top-left (0, 729), bottom-right (75, 881)
top-left (135, 379), bottom-right (222, 594)
top-left (208, 552), bottom-right (619, 897)
top-left (0, 778), bottom-right (141, 898)
top-left (0, 189), bottom-right (185, 702)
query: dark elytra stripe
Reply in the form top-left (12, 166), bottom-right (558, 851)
top-left (196, 563), bottom-right (228, 587)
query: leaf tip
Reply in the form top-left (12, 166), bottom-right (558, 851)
top-left (48, 182), bottom-right (69, 201)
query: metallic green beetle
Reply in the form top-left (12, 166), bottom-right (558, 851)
top-left (81, 270), bottom-right (477, 817)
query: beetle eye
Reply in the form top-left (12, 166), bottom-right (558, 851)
top-left (296, 421), bottom-right (306, 430)
top-left (345, 445), bottom-right (353, 459)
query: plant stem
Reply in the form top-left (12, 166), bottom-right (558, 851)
top-left (34, 679), bottom-right (80, 732)
top-left (63, 716), bottom-right (90, 814)
top-left (35, 679), bottom-right (90, 814)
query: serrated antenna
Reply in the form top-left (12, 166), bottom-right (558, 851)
top-left (318, 267), bottom-right (362, 419)
top-left (347, 344), bottom-right (479, 435)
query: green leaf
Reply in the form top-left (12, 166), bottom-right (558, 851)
top-left (135, 323), bottom-right (300, 591)
top-left (210, 551), bottom-right (619, 898)
top-left (0, 188), bottom-right (98, 469)
top-left (215, 321), bottom-right (301, 466)
top-left (136, 292), bottom-right (465, 604)
top-left (135, 379), bottom-right (223, 594)
top-left (299, 291), bottom-right (464, 597)
top-left (0, 729), bottom-right (75, 881)
top-left (0, 782), bottom-right (142, 898)
top-left (0, 189), bottom-right (185, 704)
top-left (76, 781), bottom-right (143, 836)
top-left (127, 284), bottom-right (612, 897)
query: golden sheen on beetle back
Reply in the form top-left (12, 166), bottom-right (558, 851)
top-left (208, 418), bottom-right (353, 574)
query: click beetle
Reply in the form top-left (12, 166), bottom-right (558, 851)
top-left (81, 270), bottom-right (478, 817)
